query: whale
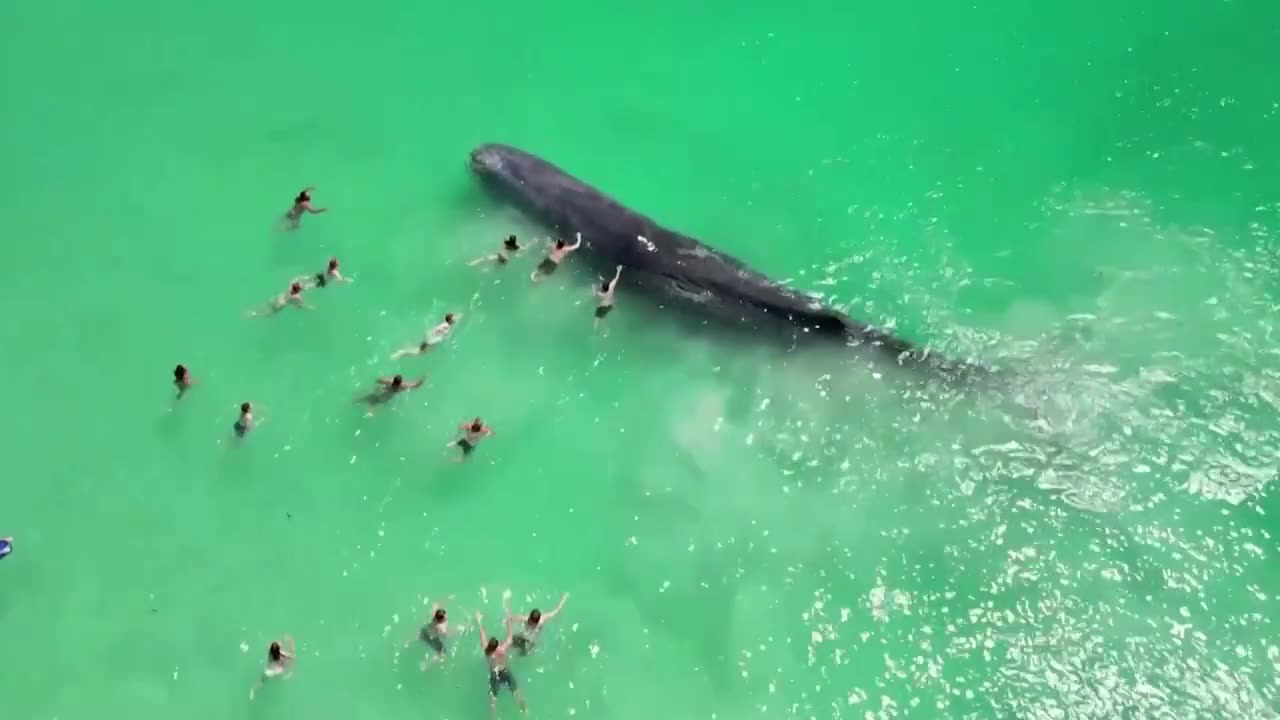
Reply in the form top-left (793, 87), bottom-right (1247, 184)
top-left (468, 143), bottom-right (986, 380)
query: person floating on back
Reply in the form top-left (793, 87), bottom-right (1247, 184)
top-left (247, 281), bottom-right (311, 317)
top-left (406, 596), bottom-right (454, 670)
top-left (251, 635), bottom-right (295, 699)
top-left (285, 186), bottom-right (327, 230)
top-left (391, 313), bottom-right (460, 359)
top-left (310, 257), bottom-right (353, 288)
top-left (450, 417), bottom-right (494, 461)
top-left (357, 374), bottom-right (424, 415)
top-left (594, 265), bottom-right (623, 327)
top-left (470, 235), bottom-right (523, 267)
top-left (504, 591), bottom-right (569, 655)
top-left (531, 233), bottom-right (583, 282)
top-left (173, 364), bottom-right (196, 398)
top-left (476, 612), bottom-right (527, 718)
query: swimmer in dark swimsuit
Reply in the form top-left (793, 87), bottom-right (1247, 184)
top-left (476, 612), bottom-right (527, 718)
top-left (233, 402), bottom-right (260, 438)
top-left (309, 257), bottom-right (352, 289)
top-left (357, 374), bottom-right (424, 415)
top-left (504, 591), bottom-right (569, 656)
top-left (173, 364), bottom-right (196, 398)
top-left (593, 265), bottom-right (623, 327)
top-left (469, 235), bottom-right (522, 267)
top-left (247, 281), bottom-right (311, 317)
top-left (406, 597), bottom-right (454, 669)
top-left (449, 417), bottom-right (493, 461)
top-left (531, 233), bottom-right (583, 282)
top-left (284, 186), bottom-right (327, 230)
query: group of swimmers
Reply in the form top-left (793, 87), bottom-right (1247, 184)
top-left (254, 591), bottom-right (569, 715)
top-left (171, 188), bottom-right (611, 712)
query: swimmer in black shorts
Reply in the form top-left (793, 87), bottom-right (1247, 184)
top-left (233, 402), bottom-right (262, 438)
top-left (406, 597), bottom-right (453, 669)
top-left (450, 417), bottom-right (494, 461)
top-left (504, 591), bottom-right (569, 656)
top-left (593, 265), bottom-right (623, 327)
top-left (476, 612), bottom-right (527, 718)
top-left (531, 233), bottom-right (583, 282)
top-left (469, 235), bottom-right (522, 267)
top-left (310, 257), bottom-right (352, 288)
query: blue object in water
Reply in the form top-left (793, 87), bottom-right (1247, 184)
top-left (0, 538), bottom-right (11, 559)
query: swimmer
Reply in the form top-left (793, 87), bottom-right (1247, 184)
top-left (469, 235), bottom-right (522, 267)
top-left (0, 536), bottom-right (12, 560)
top-left (530, 233), bottom-right (583, 282)
top-left (251, 635), bottom-right (296, 699)
top-left (357, 374), bottom-right (424, 415)
top-left (406, 596), bottom-right (454, 669)
top-left (309, 257), bottom-right (353, 288)
top-left (504, 592), bottom-right (569, 656)
top-left (593, 265), bottom-right (623, 327)
top-left (233, 402), bottom-right (261, 438)
top-left (391, 313), bottom-right (460, 359)
top-left (476, 612), bottom-right (527, 718)
top-left (449, 417), bottom-right (494, 461)
top-left (285, 186), bottom-right (327, 229)
top-left (247, 281), bottom-right (311, 317)
top-left (173, 364), bottom-right (196, 397)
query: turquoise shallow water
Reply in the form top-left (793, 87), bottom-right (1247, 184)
top-left (3, 1), bottom-right (1280, 718)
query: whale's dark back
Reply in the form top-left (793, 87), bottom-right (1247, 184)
top-left (469, 143), bottom-right (974, 375)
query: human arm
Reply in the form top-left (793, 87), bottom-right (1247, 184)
top-left (307, 205), bottom-right (328, 215)
top-left (544, 593), bottom-right (570, 622)
top-left (499, 615), bottom-right (515, 651)
top-left (408, 377), bottom-right (425, 390)
top-left (612, 265), bottom-right (623, 284)
top-left (475, 612), bottom-right (488, 649)
top-left (569, 232), bottom-right (583, 250)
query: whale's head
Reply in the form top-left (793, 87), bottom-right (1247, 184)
top-left (469, 143), bottom-right (569, 226)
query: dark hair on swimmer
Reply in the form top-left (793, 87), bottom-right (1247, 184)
top-left (433, 608), bottom-right (446, 623)
top-left (241, 402), bottom-right (251, 414)
top-left (328, 257), bottom-right (338, 270)
top-left (504, 235), bottom-right (519, 249)
top-left (471, 418), bottom-right (483, 432)
top-left (295, 190), bottom-right (309, 204)
top-left (485, 637), bottom-right (500, 655)
top-left (392, 374), bottom-right (403, 387)
top-left (269, 642), bottom-right (282, 661)
top-left (555, 239), bottom-right (566, 249)
top-left (290, 282), bottom-right (303, 294)
top-left (528, 609), bottom-right (542, 625)
top-left (445, 313), bottom-right (455, 324)
top-left (601, 281), bottom-right (611, 292)
top-left (174, 364), bottom-right (187, 380)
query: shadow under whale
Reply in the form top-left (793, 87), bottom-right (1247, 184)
top-left (468, 142), bottom-right (989, 381)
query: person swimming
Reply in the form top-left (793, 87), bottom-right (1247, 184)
top-left (233, 402), bottom-right (259, 438)
top-left (406, 597), bottom-right (454, 669)
top-left (247, 281), bottom-right (310, 317)
top-left (0, 536), bottom-right (12, 560)
top-left (593, 265), bottom-right (624, 326)
top-left (450, 417), bottom-right (494, 461)
top-left (357, 374), bottom-right (424, 415)
top-left (531, 233), bottom-right (583, 282)
top-left (310, 257), bottom-right (352, 288)
top-left (476, 612), bottom-right (527, 718)
top-left (504, 592), bottom-right (569, 655)
top-left (391, 313), bottom-right (459, 359)
top-left (285, 186), bottom-right (327, 229)
top-left (173, 364), bottom-right (196, 397)
top-left (469, 235), bottom-right (522, 267)
top-left (251, 636), bottom-right (296, 699)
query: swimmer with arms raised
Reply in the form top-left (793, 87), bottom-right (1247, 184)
top-left (285, 186), bottom-right (327, 230)
top-left (504, 591), bottom-right (569, 655)
top-left (357, 374), bottom-right (424, 415)
top-left (531, 233), bottom-right (583, 282)
top-left (593, 265), bottom-right (623, 327)
top-left (391, 313), bottom-right (459, 359)
top-left (247, 281), bottom-right (311, 317)
top-left (476, 612), bottom-right (527, 718)
top-left (470, 235), bottom-right (522, 267)
top-left (251, 635), bottom-right (295, 699)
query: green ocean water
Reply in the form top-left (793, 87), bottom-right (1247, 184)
top-left (3, 0), bottom-right (1280, 718)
